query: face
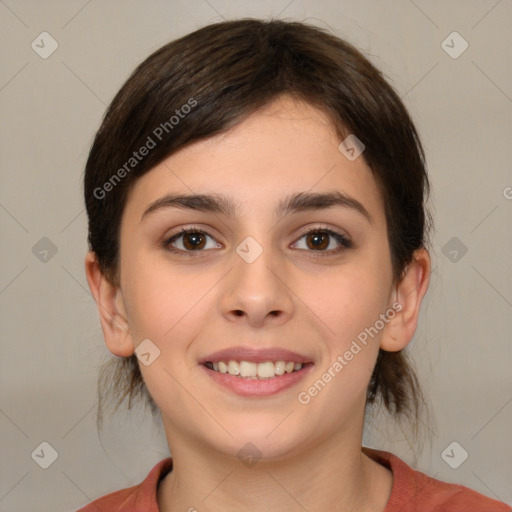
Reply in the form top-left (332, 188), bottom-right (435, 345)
top-left (113, 95), bottom-right (398, 460)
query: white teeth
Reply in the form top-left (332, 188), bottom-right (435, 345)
top-left (228, 360), bottom-right (240, 376)
top-left (208, 360), bottom-right (304, 378)
top-left (257, 361), bottom-right (275, 378)
top-left (240, 361), bottom-right (257, 377)
top-left (274, 361), bottom-right (286, 375)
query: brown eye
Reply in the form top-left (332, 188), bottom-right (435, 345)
top-left (292, 228), bottom-right (352, 254)
top-left (305, 232), bottom-right (329, 250)
top-left (182, 231), bottom-right (207, 250)
top-left (163, 228), bottom-right (220, 254)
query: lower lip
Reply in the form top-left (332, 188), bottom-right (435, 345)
top-left (200, 364), bottom-right (314, 397)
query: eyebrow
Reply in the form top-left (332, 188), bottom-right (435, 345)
top-left (141, 191), bottom-right (373, 225)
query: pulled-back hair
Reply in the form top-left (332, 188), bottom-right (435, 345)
top-left (83, 18), bottom-right (432, 431)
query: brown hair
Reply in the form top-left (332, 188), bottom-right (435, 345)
top-left (84, 18), bottom-right (432, 431)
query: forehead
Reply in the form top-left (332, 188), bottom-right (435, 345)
top-left (123, 96), bottom-right (385, 227)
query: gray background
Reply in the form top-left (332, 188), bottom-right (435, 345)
top-left (1, 0), bottom-right (511, 510)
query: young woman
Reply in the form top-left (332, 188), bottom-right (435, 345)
top-left (79, 18), bottom-right (511, 512)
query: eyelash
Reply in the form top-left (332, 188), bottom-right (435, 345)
top-left (162, 225), bottom-right (352, 258)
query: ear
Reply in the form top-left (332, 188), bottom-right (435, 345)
top-left (380, 248), bottom-right (431, 352)
top-left (84, 251), bottom-right (135, 357)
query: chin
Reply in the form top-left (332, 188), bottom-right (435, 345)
top-left (217, 416), bottom-right (305, 459)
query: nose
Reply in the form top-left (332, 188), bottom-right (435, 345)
top-left (220, 243), bottom-right (294, 328)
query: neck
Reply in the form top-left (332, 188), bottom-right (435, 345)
top-left (157, 422), bottom-right (392, 512)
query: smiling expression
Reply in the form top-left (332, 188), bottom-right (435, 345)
top-left (111, 95), bottom-right (399, 458)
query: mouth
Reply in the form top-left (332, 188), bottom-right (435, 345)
top-left (199, 346), bottom-right (314, 397)
top-left (203, 360), bottom-right (312, 379)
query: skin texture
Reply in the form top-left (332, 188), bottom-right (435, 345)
top-left (85, 95), bottom-right (430, 511)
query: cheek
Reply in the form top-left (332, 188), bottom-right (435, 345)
top-left (301, 265), bottom-right (390, 348)
top-left (294, 270), bottom-right (386, 416)
top-left (120, 247), bottom-right (204, 344)
top-left (122, 254), bottom-right (215, 409)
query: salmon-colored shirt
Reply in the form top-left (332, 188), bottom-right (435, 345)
top-left (76, 448), bottom-right (511, 511)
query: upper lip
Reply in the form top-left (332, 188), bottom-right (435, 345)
top-left (199, 346), bottom-right (313, 364)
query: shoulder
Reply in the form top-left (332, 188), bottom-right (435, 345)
top-left (363, 447), bottom-right (511, 512)
top-left (76, 485), bottom-right (137, 512)
top-left (76, 458), bottom-right (173, 512)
